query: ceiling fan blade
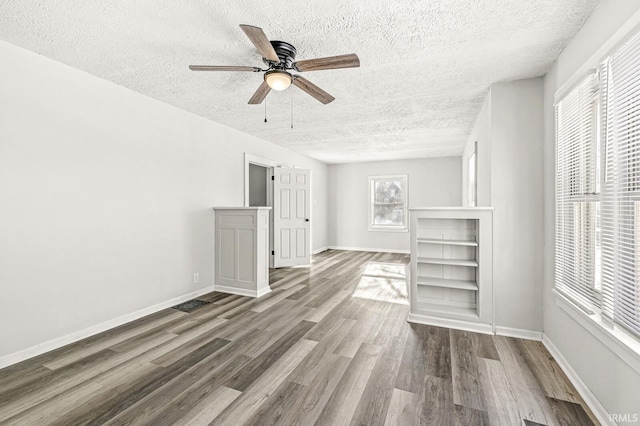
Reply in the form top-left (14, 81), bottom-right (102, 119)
top-left (293, 53), bottom-right (360, 72)
top-left (239, 24), bottom-right (280, 62)
top-left (292, 76), bottom-right (335, 104)
top-left (189, 65), bottom-right (261, 72)
top-left (248, 81), bottom-right (272, 104)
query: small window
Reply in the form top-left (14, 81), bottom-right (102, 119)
top-left (369, 175), bottom-right (408, 231)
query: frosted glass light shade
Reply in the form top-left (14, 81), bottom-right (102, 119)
top-left (264, 70), bottom-right (292, 91)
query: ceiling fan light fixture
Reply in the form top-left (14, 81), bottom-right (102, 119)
top-left (264, 70), bottom-right (292, 91)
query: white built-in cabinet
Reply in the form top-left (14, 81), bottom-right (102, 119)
top-left (408, 207), bottom-right (494, 334)
top-left (213, 207), bottom-right (271, 298)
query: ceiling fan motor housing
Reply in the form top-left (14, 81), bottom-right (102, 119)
top-left (265, 40), bottom-right (297, 68)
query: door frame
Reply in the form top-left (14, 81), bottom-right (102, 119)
top-left (244, 154), bottom-right (313, 268)
top-left (244, 153), bottom-right (278, 207)
top-left (244, 154), bottom-right (279, 268)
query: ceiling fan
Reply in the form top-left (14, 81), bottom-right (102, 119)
top-left (189, 24), bottom-right (360, 105)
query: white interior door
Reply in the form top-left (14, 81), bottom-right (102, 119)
top-left (273, 167), bottom-right (311, 267)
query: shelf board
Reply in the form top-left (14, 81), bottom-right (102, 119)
top-left (416, 257), bottom-right (478, 267)
top-left (414, 302), bottom-right (478, 318)
top-left (416, 277), bottom-right (478, 291)
top-left (417, 238), bottom-right (478, 246)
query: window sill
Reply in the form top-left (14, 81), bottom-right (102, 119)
top-left (368, 227), bottom-right (408, 233)
top-left (553, 289), bottom-right (640, 375)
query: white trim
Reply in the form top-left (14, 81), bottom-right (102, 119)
top-left (328, 246), bottom-right (410, 254)
top-left (367, 228), bottom-right (409, 233)
top-left (213, 284), bottom-right (271, 298)
top-left (245, 153), bottom-right (279, 167)
top-left (554, 291), bottom-right (640, 375)
top-left (542, 335), bottom-right (613, 426)
top-left (312, 246), bottom-right (330, 255)
top-left (407, 312), bottom-right (494, 335)
top-left (408, 206), bottom-right (494, 211)
top-left (244, 153), bottom-right (278, 207)
top-left (244, 153), bottom-right (279, 268)
top-left (0, 286), bottom-right (213, 369)
top-left (555, 8), bottom-right (640, 103)
top-left (494, 326), bottom-right (543, 341)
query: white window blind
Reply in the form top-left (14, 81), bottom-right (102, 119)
top-left (555, 71), bottom-right (601, 312)
top-left (600, 29), bottom-right (640, 337)
top-left (556, 27), bottom-right (640, 341)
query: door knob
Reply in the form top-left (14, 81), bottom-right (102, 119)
top-left (305, 218), bottom-right (310, 222)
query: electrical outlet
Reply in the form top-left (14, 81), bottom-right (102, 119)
top-left (193, 273), bottom-right (199, 284)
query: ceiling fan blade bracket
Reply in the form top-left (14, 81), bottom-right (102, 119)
top-left (263, 59), bottom-right (280, 68)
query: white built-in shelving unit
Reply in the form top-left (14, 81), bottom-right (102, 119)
top-left (408, 207), bottom-right (494, 334)
top-left (213, 207), bottom-right (272, 298)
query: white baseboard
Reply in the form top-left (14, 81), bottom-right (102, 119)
top-left (312, 246), bottom-right (330, 255)
top-left (328, 246), bottom-right (410, 254)
top-left (495, 326), bottom-right (543, 341)
top-left (0, 286), bottom-right (214, 370)
top-left (214, 284), bottom-right (271, 298)
top-left (407, 313), bottom-right (494, 335)
top-left (542, 334), bottom-right (613, 426)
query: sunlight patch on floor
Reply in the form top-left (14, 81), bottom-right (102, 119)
top-left (352, 262), bottom-right (409, 305)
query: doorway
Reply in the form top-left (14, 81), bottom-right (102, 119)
top-left (248, 163), bottom-right (270, 208)
top-left (244, 153), bottom-right (312, 268)
top-left (245, 154), bottom-right (276, 268)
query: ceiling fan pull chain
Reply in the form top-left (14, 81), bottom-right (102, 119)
top-left (264, 98), bottom-right (267, 123)
top-left (291, 90), bottom-right (294, 129)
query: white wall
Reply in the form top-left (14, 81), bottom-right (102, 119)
top-left (0, 41), bottom-right (328, 361)
top-left (491, 79), bottom-right (544, 333)
top-left (542, 0), bottom-right (640, 419)
top-left (460, 78), bottom-right (544, 334)
top-left (328, 157), bottom-right (461, 252)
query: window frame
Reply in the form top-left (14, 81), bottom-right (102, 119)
top-left (553, 20), bottom-right (640, 373)
top-left (368, 175), bottom-right (409, 232)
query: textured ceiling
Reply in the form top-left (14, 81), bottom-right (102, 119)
top-left (0, 0), bottom-right (599, 163)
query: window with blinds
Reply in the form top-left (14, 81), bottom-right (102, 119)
top-left (600, 29), bottom-right (640, 337)
top-left (556, 28), bottom-right (640, 340)
top-left (555, 72), bottom-right (601, 312)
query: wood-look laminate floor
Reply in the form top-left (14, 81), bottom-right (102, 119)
top-left (0, 250), bottom-right (598, 425)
